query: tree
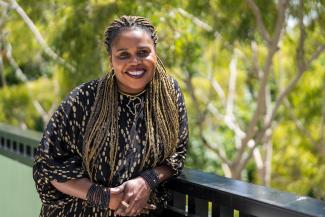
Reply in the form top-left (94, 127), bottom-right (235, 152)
top-left (156, 0), bottom-right (325, 186)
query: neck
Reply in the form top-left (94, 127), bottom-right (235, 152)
top-left (118, 88), bottom-right (146, 97)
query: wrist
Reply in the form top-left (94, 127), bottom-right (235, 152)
top-left (138, 176), bottom-right (151, 191)
top-left (139, 169), bottom-right (160, 190)
top-left (86, 184), bottom-right (110, 209)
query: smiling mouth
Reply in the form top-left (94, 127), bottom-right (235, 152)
top-left (125, 69), bottom-right (146, 78)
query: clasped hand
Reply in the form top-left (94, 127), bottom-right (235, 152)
top-left (109, 177), bottom-right (156, 216)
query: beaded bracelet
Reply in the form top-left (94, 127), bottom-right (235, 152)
top-left (140, 169), bottom-right (160, 190)
top-left (86, 184), bottom-right (110, 209)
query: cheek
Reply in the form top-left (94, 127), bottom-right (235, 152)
top-left (146, 55), bottom-right (157, 69)
top-left (112, 58), bottom-right (125, 71)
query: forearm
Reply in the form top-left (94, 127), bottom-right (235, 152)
top-left (50, 178), bottom-right (123, 210)
top-left (50, 178), bottom-right (92, 200)
top-left (49, 167), bottom-right (173, 208)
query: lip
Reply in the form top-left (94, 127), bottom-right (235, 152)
top-left (125, 65), bottom-right (147, 79)
top-left (125, 65), bottom-right (146, 72)
top-left (126, 71), bottom-right (146, 79)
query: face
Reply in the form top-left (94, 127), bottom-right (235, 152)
top-left (110, 28), bottom-right (157, 94)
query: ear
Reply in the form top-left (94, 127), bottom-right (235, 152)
top-left (108, 55), bottom-right (114, 71)
top-left (109, 54), bottom-right (113, 65)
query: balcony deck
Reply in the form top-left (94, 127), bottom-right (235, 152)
top-left (1, 123), bottom-right (324, 217)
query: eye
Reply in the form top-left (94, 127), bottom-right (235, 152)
top-left (137, 49), bottom-right (150, 58)
top-left (118, 52), bottom-right (130, 60)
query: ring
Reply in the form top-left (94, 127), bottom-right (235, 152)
top-left (121, 201), bottom-right (129, 208)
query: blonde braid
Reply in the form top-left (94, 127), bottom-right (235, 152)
top-left (83, 74), bottom-right (119, 180)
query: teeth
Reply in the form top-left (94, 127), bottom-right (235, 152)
top-left (127, 70), bottom-right (145, 76)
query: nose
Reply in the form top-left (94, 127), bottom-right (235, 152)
top-left (129, 55), bottom-right (140, 64)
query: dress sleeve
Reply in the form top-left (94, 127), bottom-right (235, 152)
top-left (161, 78), bottom-right (189, 177)
top-left (33, 82), bottom-right (95, 205)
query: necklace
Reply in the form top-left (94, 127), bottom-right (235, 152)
top-left (118, 89), bottom-right (147, 98)
top-left (119, 89), bottom-right (146, 116)
top-left (125, 95), bottom-right (144, 116)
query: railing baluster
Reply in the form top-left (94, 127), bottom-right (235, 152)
top-left (188, 195), bottom-right (195, 214)
top-left (220, 206), bottom-right (233, 217)
top-left (212, 203), bottom-right (221, 217)
top-left (26, 145), bottom-right (31, 157)
top-left (164, 191), bottom-right (188, 217)
top-left (13, 141), bottom-right (17, 152)
top-left (212, 203), bottom-right (234, 217)
top-left (173, 191), bottom-right (186, 211)
top-left (239, 212), bottom-right (256, 217)
top-left (188, 196), bottom-right (209, 217)
top-left (6, 139), bottom-right (11, 149)
top-left (195, 198), bottom-right (209, 217)
top-left (19, 143), bottom-right (24, 155)
top-left (0, 136), bottom-right (4, 147)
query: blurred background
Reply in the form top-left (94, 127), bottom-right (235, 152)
top-left (0, 0), bottom-right (324, 216)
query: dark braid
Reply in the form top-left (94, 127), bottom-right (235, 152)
top-left (104, 15), bottom-right (158, 53)
top-left (83, 16), bottom-right (179, 182)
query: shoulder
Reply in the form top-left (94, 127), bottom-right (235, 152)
top-left (166, 76), bottom-right (187, 107)
top-left (168, 76), bottom-right (185, 98)
top-left (66, 79), bottom-right (99, 100)
top-left (59, 79), bottom-right (99, 113)
top-left (167, 75), bottom-right (182, 93)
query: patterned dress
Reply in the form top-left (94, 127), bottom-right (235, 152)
top-left (33, 76), bottom-right (189, 217)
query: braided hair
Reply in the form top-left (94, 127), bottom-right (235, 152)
top-left (82, 16), bottom-right (179, 182)
top-left (104, 15), bottom-right (158, 53)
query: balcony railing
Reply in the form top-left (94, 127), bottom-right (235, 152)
top-left (0, 123), bottom-right (324, 217)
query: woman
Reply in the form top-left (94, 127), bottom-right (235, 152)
top-left (33, 15), bottom-right (189, 217)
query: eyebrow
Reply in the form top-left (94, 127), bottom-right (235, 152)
top-left (137, 46), bottom-right (150, 49)
top-left (116, 48), bottom-right (128, 52)
top-left (116, 46), bottom-right (151, 52)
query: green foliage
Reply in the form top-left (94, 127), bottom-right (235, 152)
top-left (0, 78), bottom-right (55, 131)
top-left (0, 85), bottom-right (31, 126)
top-left (272, 121), bottom-right (325, 199)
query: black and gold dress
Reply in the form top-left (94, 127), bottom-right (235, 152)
top-left (33, 76), bottom-right (189, 217)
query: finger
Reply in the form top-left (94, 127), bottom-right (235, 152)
top-left (116, 194), bottom-right (132, 216)
top-left (115, 192), bottom-right (132, 216)
top-left (114, 207), bottom-right (124, 216)
top-left (115, 201), bottom-right (129, 216)
top-left (141, 209), bottom-right (150, 215)
top-left (135, 209), bottom-right (142, 216)
top-left (120, 198), bottom-right (137, 216)
top-left (109, 188), bottom-right (121, 195)
top-left (128, 207), bottom-right (139, 216)
top-left (115, 204), bottom-right (128, 216)
top-left (123, 199), bottom-right (152, 215)
top-left (129, 201), bottom-right (150, 216)
top-left (110, 183), bottom-right (125, 194)
top-left (132, 210), bottom-right (142, 217)
top-left (132, 205), bottom-right (143, 216)
top-left (143, 203), bottom-right (157, 210)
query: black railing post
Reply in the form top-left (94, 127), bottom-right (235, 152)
top-left (188, 196), bottom-right (209, 217)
